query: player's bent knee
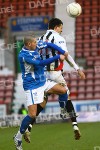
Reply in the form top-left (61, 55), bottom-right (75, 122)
top-left (61, 88), bottom-right (67, 94)
top-left (28, 112), bottom-right (36, 118)
top-left (28, 109), bottom-right (37, 118)
top-left (40, 101), bottom-right (46, 108)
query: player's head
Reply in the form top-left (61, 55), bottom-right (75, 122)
top-left (48, 18), bottom-right (63, 34)
top-left (24, 35), bottom-right (37, 50)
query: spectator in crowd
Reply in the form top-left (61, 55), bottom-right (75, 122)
top-left (18, 104), bottom-right (28, 115)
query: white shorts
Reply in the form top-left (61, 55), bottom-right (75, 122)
top-left (45, 70), bottom-right (69, 94)
top-left (45, 70), bottom-right (67, 86)
top-left (25, 80), bottom-right (57, 106)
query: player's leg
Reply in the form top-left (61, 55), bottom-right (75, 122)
top-left (46, 71), bottom-right (69, 119)
top-left (13, 87), bottom-right (45, 148)
top-left (57, 75), bottom-right (81, 139)
top-left (65, 96), bottom-right (81, 140)
top-left (24, 82), bottom-right (67, 144)
top-left (13, 104), bottom-right (37, 150)
top-left (24, 97), bottom-right (48, 143)
top-left (46, 71), bottom-right (81, 140)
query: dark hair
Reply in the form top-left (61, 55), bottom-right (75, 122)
top-left (48, 18), bottom-right (63, 29)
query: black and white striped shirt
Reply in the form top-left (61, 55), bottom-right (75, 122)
top-left (38, 30), bottom-right (68, 71)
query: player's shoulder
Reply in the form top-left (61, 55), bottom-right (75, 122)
top-left (19, 48), bottom-right (32, 57)
top-left (48, 30), bottom-right (65, 41)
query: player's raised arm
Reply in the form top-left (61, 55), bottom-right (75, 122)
top-left (19, 52), bottom-right (64, 67)
top-left (37, 40), bottom-right (68, 57)
top-left (48, 42), bottom-right (85, 79)
top-left (65, 54), bottom-right (85, 79)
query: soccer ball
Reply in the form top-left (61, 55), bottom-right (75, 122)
top-left (66, 2), bottom-right (82, 17)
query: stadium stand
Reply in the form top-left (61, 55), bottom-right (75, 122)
top-left (75, 0), bottom-right (100, 60)
top-left (0, 72), bottom-right (14, 114)
top-left (63, 68), bottom-right (100, 100)
top-left (0, 0), bottom-right (100, 114)
top-left (0, 0), bottom-right (55, 28)
top-left (74, 0), bottom-right (100, 100)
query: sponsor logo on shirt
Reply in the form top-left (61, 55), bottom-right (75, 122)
top-left (59, 41), bottom-right (64, 44)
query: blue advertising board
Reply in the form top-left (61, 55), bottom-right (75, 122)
top-left (75, 100), bottom-right (100, 112)
top-left (10, 16), bottom-right (50, 32)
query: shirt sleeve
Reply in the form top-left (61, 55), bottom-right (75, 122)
top-left (39, 55), bottom-right (60, 66)
top-left (46, 42), bottom-right (65, 54)
top-left (67, 54), bottom-right (79, 70)
top-left (23, 52), bottom-right (60, 66)
top-left (23, 53), bottom-right (41, 65)
top-left (56, 37), bottom-right (68, 53)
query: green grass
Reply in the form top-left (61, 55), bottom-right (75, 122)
top-left (0, 122), bottom-right (100, 150)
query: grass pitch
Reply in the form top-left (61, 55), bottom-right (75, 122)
top-left (0, 122), bottom-right (100, 150)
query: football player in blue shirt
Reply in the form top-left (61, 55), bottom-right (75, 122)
top-left (13, 35), bottom-right (69, 150)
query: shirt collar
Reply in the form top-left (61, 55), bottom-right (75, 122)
top-left (22, 46), bottom-right (35, 52)
top-left (47, 29), bottom-right (60, 35)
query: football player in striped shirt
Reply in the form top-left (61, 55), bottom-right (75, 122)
top-left (24, 18), bottom-right (85, 143)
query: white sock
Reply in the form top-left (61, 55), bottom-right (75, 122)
top-left (72, 122), bottom-right (79, 130)
top-left (16, 131), bottom-right (22, 141)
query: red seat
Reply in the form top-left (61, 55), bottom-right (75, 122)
top-left (70, 93), bottom-right (77, 100)
top-left (86, 86), bottom-right (93, 92)
top-left (83, 9), bottom-right (90, 14)
top-left (95, 60), bottom-right (100, 65)
top-left (0, 100), bottom-right (4, 104)
top-left (70, 80), bottom-right (77, 87)
top-left (94, 85), bottom-right (100, 92)
top-left (91, 51), bottom-right (98, 57)
top-left (86, 72), bottom-right (94, 79)
top-left (86, 57), bottom-right (94, 66)
top-left (86, 80), bottom-right (94, 86)
top-left (78, 80), bottom-right (85, 86)
top-left (92, 1), bottom-right (99, 5)
top-left (77, 93), bottom-right (85, 100)
top-left (0, 75), bottom-right (6, 80)
top-left (5, 91), bottom-right (13, 97)
top-left (76, 51), bottom-right (83, 58)
top-left (83, 43), bottom-right (90, 48)
top-left (0, 91), bottom-right (4, 98)
top-left (86, 93), bottom-right (93, 100)
top-left (76, 18), bottom-right (83, 23)
top-left (83, 1), bottom-right (91, 6)
top-left (0, 86), bottom-right (5, 91)
top-left (84, 34), bottom-right (90, 39)
top-left (84, 26), bottom-right (91, 31)
top-left (18, 5), bottom-right (25, 9)
top-left (70, 87), bottom-right (77, 92)
top-left (94, 73), bottom-right (100, 79)
top-left (94, 93), bottom-right (100, 99)
top-left (4, 98), bottom-right (12, 104)
top-left (76, 34), bottom-right (83, 40)
top-left (78, 87), bottom-right (85, 93)
top-left (76, 43), bottom-right (83, 49)
top-left (94, 79), bottom-right (100, 85)
top-left (83, 51), bottom-right (90, 57)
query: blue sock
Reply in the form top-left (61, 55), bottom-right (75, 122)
top-left (59, 92), bottom-right (68, 108)
top-left (20, 115), bottom-right (34, 134)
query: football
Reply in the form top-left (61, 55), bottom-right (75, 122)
top-left (66, 2), bottom-right (82, 17)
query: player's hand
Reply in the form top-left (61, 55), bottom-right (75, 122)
top-left (64, 52), bottom-right (68, 58)
top-left (60, 55), bottom-right (65, 61)
top-left (77, 69), bottom-right (86, 79)
top-left (37, 40), bottom-right (47, 49)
